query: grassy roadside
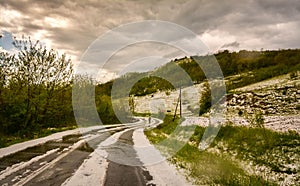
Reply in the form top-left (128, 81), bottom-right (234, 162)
top-left (0, 125), bottom-right (77, 148)
top-left (144, 115), bottom-right (180, 144)
top-left (144, 115), bottom-right (299, 185)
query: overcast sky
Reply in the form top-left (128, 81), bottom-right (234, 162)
top-left (1, 0), bottom-right (300, 82)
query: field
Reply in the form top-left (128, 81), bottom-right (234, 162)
top-left (145, 115), bottom-right (299, 185)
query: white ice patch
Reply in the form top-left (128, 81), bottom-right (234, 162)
top-left (0, 129), bottom-right (79, 159)
top-left (95, 128), bottom-right (131, 159)
top-left (0, 126), bottom-right (106, 159)
top-left (0, 148), bottom-right (59, 181)
top-left (133, 128), bottom-right (165, 165)
top-left (62, 152), bottom-right (108, 186)
top-left (132, 128), bottom-right (193, 186)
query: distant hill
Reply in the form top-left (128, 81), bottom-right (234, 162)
top-left (96, 49), bottom-right (300, 97)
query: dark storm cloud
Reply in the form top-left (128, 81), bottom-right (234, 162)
top-left (1, 0), bottom-right (300, 81)
top-left (2, 0), bottom-right (299, 51)
top-left (172, 0), bottom-right (300, 36)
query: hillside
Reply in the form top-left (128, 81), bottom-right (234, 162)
top-left (134, 71), bottom-right (300, 130)
top-left (141, 72), bottom-right (299, 185)
top-left (97, 49), bottom-right (300, 98)
top-left (122, 50), bottom-right (300, 185)
top-left (96, 48), bottom-right (300, 129)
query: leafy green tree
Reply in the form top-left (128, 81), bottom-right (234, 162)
top-left (15, 38), bottom-right (72, 132)
top-left (199, 81), bottom-right (211, 116)
top-left (0, 37), bottom-right (73, 137)
top-left (0, 51), bottom-right (17, 135)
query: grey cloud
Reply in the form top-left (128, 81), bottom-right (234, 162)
top-left (1, 0), bottom-right (300, 80)
top-left (1, 0), bottom-right (63, 16)
top-left (173, 0), bottom-right (235, 32)
top-left (83, 41), bottom-right (184, 75)
top-left (258, 0), bottom-right (300, 16)
top-left (221, 41), bottom-right (240, 49)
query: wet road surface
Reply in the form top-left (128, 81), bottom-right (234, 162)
top-left (104, 130), bottom-right (154, 186)
top-left (0, 118), bottom-right (160, 186)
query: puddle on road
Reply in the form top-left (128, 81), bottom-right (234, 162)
top-left (104, 130), bottom-right (155, 186)
top-left (21, 134), bottom-right (111, 186)
top-left (62, 134), bottom-right (82, 143)
top-left (0, 133), bottom-right (114, 186)
top-left (0, 128), bottom-right (143, 185)
top-left (0, 134), bottom-right (83, 172)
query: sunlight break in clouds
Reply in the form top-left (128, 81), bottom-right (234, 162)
top-left (1, 0), bottom-right (300, 82)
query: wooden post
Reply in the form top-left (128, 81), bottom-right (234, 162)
top-left (173, 87), bottom-right (182, 121)
top-left (180, 87), bottom-right (182, 118)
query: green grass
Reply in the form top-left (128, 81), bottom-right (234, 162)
top-left (144, 116), bottom-right (299, 185)
top-left (133, 112), bottom-right (151, 117)
top-left (172, 144), bottom-right (275, 185)
top-left (144, 115), bottom-right (180, 143)
top-left (206, 125), bottom-right (300, 176)
top-left (226, 63), bottom-right (300, 90)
